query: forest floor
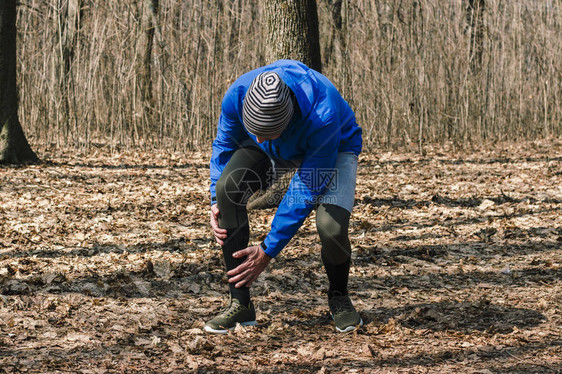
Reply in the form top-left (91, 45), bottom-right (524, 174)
top-left (0, 140), bottom-right (561, 373)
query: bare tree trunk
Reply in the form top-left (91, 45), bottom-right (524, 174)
top-left (58, 0), bottom-right (82, 145)
top-left (250, 0), bottom-right (322, 210)
top-left (0, 0), bottom-right (38, 164)
top-left (466, 0), bottom-right (485, 72)
top-left (264, 0), bottom-right (322, 72)
top-left (326, 0), bottom-right (352, 100)
top-left (137, 0), bottom-right (159, 132)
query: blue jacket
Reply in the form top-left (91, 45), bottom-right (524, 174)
top-left (210, 60), bottom-right (362, 258)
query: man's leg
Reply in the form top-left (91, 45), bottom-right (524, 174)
top-left (215, 147), bottom-right (271, 305)
top-left (316, 203), bottom-right (351, 297)
top-left (316, 203), bottom-right (362, 332)
top-left (315, 152), bottom-right (362, 332)
top-left (205, 148), bottom-right (271, 334)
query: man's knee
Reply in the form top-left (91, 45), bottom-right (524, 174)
top-left (216, 148), bottom-right (270, 207)
top-left (317, 210), bottom-right (346, 242)
top-left (316, 204), bottom-right (351, 264)
top-left (216, 168), bottom-right (253, 206)
top-left (215, 173), bottom-right (235, 205)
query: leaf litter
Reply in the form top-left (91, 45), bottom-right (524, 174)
top-left (0, 140), bottom-right (561, 373)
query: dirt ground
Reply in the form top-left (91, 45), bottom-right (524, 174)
top-left (1, 141), bottom-right (561, 373)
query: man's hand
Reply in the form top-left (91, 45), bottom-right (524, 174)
top-left (227, 245), bottom-right (271, 288)
top-left (210, 204), bottom-right (228, 245)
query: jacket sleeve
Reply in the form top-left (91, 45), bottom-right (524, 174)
top-left (260, 117), bottom-right (341, 257)
top-left (209, 94), bottom-right (250, 205)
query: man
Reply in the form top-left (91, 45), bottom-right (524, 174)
top-left (207, 59), bottom-right (363, 334)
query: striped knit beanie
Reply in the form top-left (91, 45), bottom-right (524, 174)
top-left (242, 72), bottom-right (294, 138)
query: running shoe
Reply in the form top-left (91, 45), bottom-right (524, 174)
top-left (328, 291), bottom-right (363, 333)
top-left (204, 298), bottom-right (257, 334)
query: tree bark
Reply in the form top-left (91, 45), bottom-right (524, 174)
top-left (0, 0), bottom-right (38, 164)
top-left (58, 0), bottom-right (82, 144)
top-left (250, 0), bottom-right (322, 209)
top-left (326, 0), bottom-right (352, 100)
top-left (60, 0), bottom-right (81, 82)
top-left (264, 0), bottom-right (322, 72)
top-left (247, 170), bottom-right (295, 210)
top-left (137, 0), bottom-right (159, 128)
top-left (466, 0), bottom-right (485, 72)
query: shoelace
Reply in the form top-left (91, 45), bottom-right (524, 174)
top-left (219, 301), bottom-right (243, 318)
top-left (330, 296), bottom-right (354, 315)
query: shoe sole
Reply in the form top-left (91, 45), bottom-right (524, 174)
top-left (204, 321), bottom-right (258, 334)
top-left (335, 318), bottom-right (364, 333)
